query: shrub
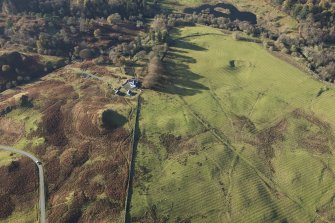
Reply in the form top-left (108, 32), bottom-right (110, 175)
top-left (79, 49), bottom-right (93, 60)
top-left (94, 29), bottom-right (102, 38)
top-left (20, 95), bottom-right (33, 107)
top-left (93, 56), bottom-right (106, 65)
top-left (232, 32), bottom-right (241, 40)
top-left (107, 13), bottom-right (121, 25)
top-left (2, 64), bottom-right (11, 72)
top-left (229, 60), bottom-right (235, 68)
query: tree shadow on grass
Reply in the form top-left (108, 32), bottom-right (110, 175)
top-left (168, 52), bottom-right (197, 64)
top-left (155, 53), bottom-right (209, 96)
top-left (174, 39), bottom-right (207, 51)
top-left (169, 48), bottom-right (188, 54)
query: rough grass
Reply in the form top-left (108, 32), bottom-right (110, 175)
top-left (159, 0), bottom-right (210, 11)
top-left (6, 108), bottom-right (44, 150)
top-left (0, 66), bottom-right (136, 222)
top-left (131, 26), bottom-right (335, 222)
top-left (8, 108), bottom-right (42, 135)
top-left (0, 150), bottom-right (16, 167)
top-left (4, 207), bottom-right (39, 223)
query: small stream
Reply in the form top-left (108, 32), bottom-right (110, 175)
top-left (184, 3), bottom-right (257, 24)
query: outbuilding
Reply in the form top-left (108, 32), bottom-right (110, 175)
top-left (129, 79), bottom-right (139, 88)
top-left (114, 88), bottom-right (121, 95)
top-left (126, 90), bottom-right (132, 96)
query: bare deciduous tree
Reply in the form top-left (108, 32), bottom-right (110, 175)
top-left (142, 56), bottom-right (163, 89)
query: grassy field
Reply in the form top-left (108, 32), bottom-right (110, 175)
top-left (0, 150), bottom-right (17, 167)
top-left (4, 205), bottom-right (39, 223)
top-left (130, 26), bottom-right (335, 222)
top-left (159, 0), bottom-right (209, 11)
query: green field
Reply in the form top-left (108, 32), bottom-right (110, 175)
top-left (0, 150), bottom-right (16, 167)
top-left (159, 0), bottom-right (208, 11)
top-left (130, 26), bottom-right (335, 222)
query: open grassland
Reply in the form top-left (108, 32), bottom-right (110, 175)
top-left (4, 205), bottom-right (39, 223)
top-left (130, 26), bottom-right (335, 222)
top-left (0, 151), bottom-right (15, 167)
top-left (159, 0), bottom-right (210, 11)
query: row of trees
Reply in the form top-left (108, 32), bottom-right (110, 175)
top-left (142, 56), bottom-right (163, 88)
top-left (139, 16), bottom-right (168, 88)
top-left (106, 15), bottom-right (169, 89)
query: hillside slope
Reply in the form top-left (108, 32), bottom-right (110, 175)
top-left (0, 62), bottom-right (137, 222)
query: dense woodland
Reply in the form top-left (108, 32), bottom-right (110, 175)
top-left (0, 0), bottom-right (156, 57)
top-left (267, 0), bottom-right (335, 81)
top-left (268, 0), bottom-right (335, 24)
top-left (1, 0), bottom-right (150, 18)
top-left (0, 0), bottom-right (170, 91)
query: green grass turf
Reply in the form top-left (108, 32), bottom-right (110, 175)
top-left (131, 25), bottom-right (335, 222)
top-left (0, 150), bottom-right (17, 167)
top-left (158, 0), bottom-right (210, 11)
top-left (5, 206), bottom-right (39, 223)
